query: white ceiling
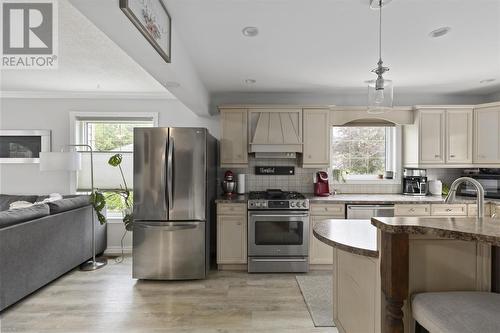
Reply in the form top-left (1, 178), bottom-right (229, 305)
top-left (0, 1), bottom-right (173, 97)
top-left (167, 0), bottom-right (500, 96)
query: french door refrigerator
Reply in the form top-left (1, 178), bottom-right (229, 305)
top-left (132, 127), bottom-right (217, 280)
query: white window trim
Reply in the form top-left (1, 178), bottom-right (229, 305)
top-left (331, 125), bottom-right (402, 185)
top-left (68, 111), bottom-right (159, 194)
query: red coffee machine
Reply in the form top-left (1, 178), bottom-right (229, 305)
top-left (314, 171), bottom-right (330, 197)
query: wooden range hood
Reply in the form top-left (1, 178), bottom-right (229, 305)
top-left (248, 109), bottom-right (303, 155)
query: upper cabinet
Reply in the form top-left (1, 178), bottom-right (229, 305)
top-left (404, 107), bottom-right (473, 167)
top-left (220, 109), bottom-right (248, 167)
top-left (474, 104), bottom-right (500, 164)
top-left (446, 109), bottom-right (473, 164)
top-left (419, 109), bottom-right (446, 164)
top-left (303, 109), bottom-right (330, 167)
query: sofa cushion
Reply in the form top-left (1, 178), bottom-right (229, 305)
top-left (47, 196), bottom-right (91, 214)
top-left (0, 204), bottom-right (50, 229)
top-left (0, 195), bottom-right (38, 211)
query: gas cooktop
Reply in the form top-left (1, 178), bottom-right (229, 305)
top-left (248, 189), bottom-right (308, 210)
top-left (249, 189), bottom-right (306, 200)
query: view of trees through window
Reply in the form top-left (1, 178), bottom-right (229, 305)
top-left (86, 122), bottom-right (153, 152)
top-left (331, 127), bottom-right (390, 176)
top-left (82, 120), bottom-right (153, 213)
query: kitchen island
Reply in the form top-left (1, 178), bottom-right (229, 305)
top-left (314, 218), bottom-right (495, 333)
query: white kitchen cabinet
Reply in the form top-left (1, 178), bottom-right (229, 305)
top-left (394, 204), bottom-right (431, 217)
top-left (309, 204), bottom-right (345, 265)
top-left (217, 203), bottom-right (247, 265)
top-left (404, 107), bottom-right (474, 167)
top-left (446, 109), bottom-right (473, 163)
top-left (303, 109), bottom-right (330, 167)
top-left (419, 109), bottom-right (446, 164)
top-left (219, 109), bottom-right (248, 167)
top-left (474, 105), bottom-right (500, 164)
top-left (310, 216), bottom-right (335, 265)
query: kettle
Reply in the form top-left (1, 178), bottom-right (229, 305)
top-left (314, 171), bottom-right (330, 197)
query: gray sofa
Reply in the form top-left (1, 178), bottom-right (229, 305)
top-left (0, 194), bottom-right (107, 311)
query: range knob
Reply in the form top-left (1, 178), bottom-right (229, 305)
top-left (290, 201), bottom-right (296, 208)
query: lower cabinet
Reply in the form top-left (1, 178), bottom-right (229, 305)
top-left (333, 249), bottom-right (380, 333)
top-left (310, 204), bottom-right (345, 265)
top-left (395, 203), bottom-right (491, 218)
top-left (217, 203), bottom-right (247, 265)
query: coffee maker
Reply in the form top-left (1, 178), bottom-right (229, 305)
top-left (403, 168), bottom-right (428, 196)
top-left (314, 171), bottom-right (330, 197)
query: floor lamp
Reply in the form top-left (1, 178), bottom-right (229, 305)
top-left (40, 144), bottom-right (107, 271)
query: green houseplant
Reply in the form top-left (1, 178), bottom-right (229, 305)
top-left (108, 153), bottom-right (133, 231)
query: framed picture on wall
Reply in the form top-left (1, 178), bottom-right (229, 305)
top-left (119, 0), bottom-right (172, 63)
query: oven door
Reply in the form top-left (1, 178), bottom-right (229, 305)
top-left (248, 210), bottom-right (309, 257)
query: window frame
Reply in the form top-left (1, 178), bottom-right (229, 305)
top-left (330, 125), bottom-right (402, 185)
top-left (69, 111), bottom-right (159, 195)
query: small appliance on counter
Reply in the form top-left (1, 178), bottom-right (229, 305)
top-left (428, 180), bottom-right (443, 196)
top-left (221, 170), bottom-right (236, 196)
top-left (457, 168), bottom-right (500, 199)
top-left (314, 171), bottom-right (330, 197)
top-left (236, 174), bottom-right (245, 194)
top-left (403, 168), bottom-right (428, 196)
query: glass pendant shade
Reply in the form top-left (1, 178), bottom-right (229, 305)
top-left (367, 79), bottom-right (393, 113)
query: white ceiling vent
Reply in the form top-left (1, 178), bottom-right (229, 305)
top-left (249, 109), bottom-right (303, 154)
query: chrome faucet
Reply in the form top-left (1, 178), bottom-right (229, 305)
top-left (445, 177), bottom-right (485, 219)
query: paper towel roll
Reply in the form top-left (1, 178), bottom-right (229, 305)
top-left (237, 174), bottom-right (245, 194)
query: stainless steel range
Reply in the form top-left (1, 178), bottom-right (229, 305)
top-left (247, 189), bottom-right (309, 273)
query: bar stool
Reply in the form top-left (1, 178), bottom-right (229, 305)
top-left (412, 291), bottom-right (500, 333)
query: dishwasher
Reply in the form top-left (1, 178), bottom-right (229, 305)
top-left (346, 204), bottom-right (395, 219)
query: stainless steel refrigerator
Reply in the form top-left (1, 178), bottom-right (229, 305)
top-left (132, 127), bottom-right (217, 280)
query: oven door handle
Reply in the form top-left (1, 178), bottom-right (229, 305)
top-left (250, 258), bottom-right (307, 262)
top-left (250, 214), bottom-right (309, 218)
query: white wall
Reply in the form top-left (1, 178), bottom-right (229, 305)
top-left (0, 97), bottom-right (219, 195)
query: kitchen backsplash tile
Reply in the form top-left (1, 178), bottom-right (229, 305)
top-left (219, 157), bottom-right (466, 195)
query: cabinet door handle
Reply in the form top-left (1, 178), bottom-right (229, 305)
top-left (435, 154), bottom-right (440, 158)
top-left (409, 208), bottom-right (415, 212)
top-left (450, 154), bottom-right (456, 158)
top-left (446, 208), bottom-right (452, 212)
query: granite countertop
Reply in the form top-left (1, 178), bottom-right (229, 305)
top-left (371, 216), bottom-right (500, 246)
top-left (215, 194), bottom-right (249, 203)
top-left (313, 219), bottom-right (379, 258)
top-left (306, 194), bottom-right (447, 204)
top-left (216, 193), bottom-right (500, 205)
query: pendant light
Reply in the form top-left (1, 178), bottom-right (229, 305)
top-left (367, 0), bottom-right (393, 114)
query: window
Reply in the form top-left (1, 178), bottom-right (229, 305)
top-left (331, 126), bottom-right (399, 181)
top-left (71, 113), bottom-right (158, 214)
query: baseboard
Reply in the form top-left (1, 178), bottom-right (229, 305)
top-left (104, 246), bottom-right (132, 256)
top-left (217, 264), bottom-right (247, 271)
top-left (310, 264), bottom-right (333, 271)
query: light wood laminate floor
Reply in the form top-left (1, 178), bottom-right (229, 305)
top-left (0, 257), bottom-right (338, 333)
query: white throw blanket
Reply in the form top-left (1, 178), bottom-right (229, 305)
top-left (9, 193), bottom-right (63, 210)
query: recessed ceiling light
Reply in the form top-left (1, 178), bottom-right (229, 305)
top-left (164, 81), bottom-right (181, 88)
top-left (429, 27), bottom-right (451, 38)
top-left (480, 78), bottom-right (496, 84)
top-left (370, 0), bottom-right (393, 9)
top-left (244, 79), bottom-right (256, 85)
top-left (242, 27), bottom-right (259, 37)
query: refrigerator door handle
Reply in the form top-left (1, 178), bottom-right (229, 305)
top-left (167, 136), bottom-right (174, 210)
top-left (164, 139), bottom-right (169, 211)
top-left (135, 223), bottom-right (197, 231)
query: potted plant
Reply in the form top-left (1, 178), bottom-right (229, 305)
top-left (108, 153), bottom-right (133, 230)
